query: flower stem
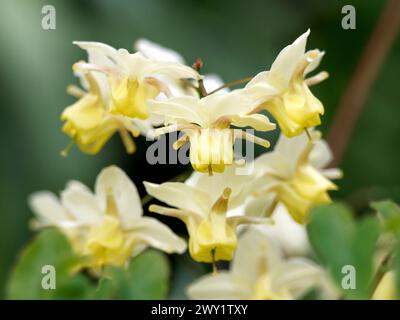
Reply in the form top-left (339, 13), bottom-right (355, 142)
top-left (305, 128), bottom-right (312, 141)
top-left (211, 248), bottom-right (218, 274)
top-left (208, 76), bottom-right (253, 95)
top-left (60, 140), bottom-right (75, 157)
top-left (327, 0), bottom-right (400, 166)
top-left (198, 78), bottom-right (208, 97)
top-left (370, 252), bottom-right (392, 298)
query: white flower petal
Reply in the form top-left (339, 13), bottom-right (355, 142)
top-left (204, 91), bottom-right (257, 122)
top-left (309, 138), bottom-right (333, 169)
top-left (61, 184), bottom-right (102, 224)
top-left (269, 29), bottom-right (310, 87)
top-left (232, 227), bottom-right (283, 282)
top-left (73, 41), bottom-right (123, 68)
top-left (28, 191), bottom-right (69, 226)
top-left (95, 166), bottom-right (143, 226)
top-left (321, 168), bottom-right (343, 180)
top-left (134, 38), bottom-right (185, 64)
top-left (144, 181), bottom-right (211, 217)
top-left (142, 60), bottom-right (199, 82)
top-left (231, 113), bottom-right (276, 132)
top-left (203, 74), bottom-right (229, 93)
top-left (125, 217), bottom-right (187, 254)
top-left (271, 258), bottom-right (325, 299)
top-left (185, 167), bottom-right (253, 208)
top-left (255, 204), bottom-right (311, 256)
top-left (244, 193), bottom-right (277, 217)
top-left (147, 96), bottom-right (208, 127)
top-left (187, 272), bottom-right (252, 300)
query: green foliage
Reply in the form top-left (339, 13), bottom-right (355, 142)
top-left (308, 203), bottom-right (380, 299)
top-left (371, 200), bottom-right (400, 234)
top-left (371, 199), bottom-right (400, 297)
top-left (96, 249), bottom-right (170, 300)
top-left (7, 229), bottom-right (93, 299)
top-left (7, 229), bottom-right (171, 299)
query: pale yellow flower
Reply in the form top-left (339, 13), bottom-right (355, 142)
top-left (372, 271), bottom-right (398, 300)
top-left (245, 30), bottom-right (327, 137)
top-left (148, 91), bottom-right (275, 173)
top-left (62, 41), bottom-right (198, 154)
top-left (246, 131), bottom-right (342, 223)
top-left (135, 38), bottom-right (230, 96)
top-left (187, 227), bottom-right (337, 299)
top-left (144, 169), bottom-right (270, 263)
top-left (29, 166), bottom-right (186, 273)
top-left (62, 71), bottom-right (141, 155)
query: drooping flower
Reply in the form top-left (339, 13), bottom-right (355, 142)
top-left (29, 166), bottom-right (186, 273)
top-left (62, 70), bottom-right (142, 155)
top-left (62, 41), bottom-right (199, 155)
top-left (246, 131), bottom-right (342, 224)
top-left (147, 91), bottom-right (275, 173)
top-left (244, 30), bottom-right (327, 137)
top-left (187, 227), bottom-right (337, 299)
top-left (144, 169), bottom-right (270, 263)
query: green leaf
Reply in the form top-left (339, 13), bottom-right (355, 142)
top-left (371, 200), bottom-right (400, 234)
top-left (308, 203), bottom-right (380, 299)
top-left (308, 203), bottom-right (354, 286)
top-left (7, 229), bottom-right (94, 299)
top-left (96, 250), bottom-right (170, 299)
top-left (351, 217), bottom-right (380, 299)
top-left (392, 242), bottom-right (400, 298)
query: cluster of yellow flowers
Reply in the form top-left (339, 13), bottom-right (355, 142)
top-left (29, 30), bottom-right (351, 299)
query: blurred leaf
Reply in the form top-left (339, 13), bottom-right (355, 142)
top-left (169, 253), bottom-right (208, 299)
top-left (394, 243), bottom-right (400, 298)
top-left (351, 216), bottom-right (380, 298)
top-left (308, 203), bottom-right (354, 284)
top-left (308, 203), bottom-right (380, 299)
top-left (8, 230), bottom-right (171, 299)
top-left (371, 200), bottom-right (400, 234)
top-left (7, 229), bottom-right (93, 299)
top-left (96, 250), bottom-right (170, 299)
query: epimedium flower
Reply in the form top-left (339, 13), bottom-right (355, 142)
top-left (62, 70), bottom-right (142, 155)
top-left (187, 227), bottom-right (337, 299)
top-left (143, 169), bottom-right (271, 263)
top-left (62, 41), bottom-right (199, 155)
top-left (28, 166), bottom-right (186, 273)
top-left (244, 30), bottom-right (327, 137)
top-left (246, 130), bottom-right (342, 224)
top-left (147, 90), bottom-right (276, 174)
top-left (134, 38), bottom-right (230, 96)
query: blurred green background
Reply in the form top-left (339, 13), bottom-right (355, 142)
top-left (0, 0), bottom-right (399, 298)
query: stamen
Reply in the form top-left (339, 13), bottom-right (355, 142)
top-left (66, 85), bottom-right (86, 98)
top-left (235, 131), bottom-right (270, 148)
top-left (208, 76), bottom-right (253, 95)
top-left (173, 135), bottom-right (188, 150)
top-left (119, 128), bottom-right (136, 154)
top-left (305, 71), bottom-right (329, 86)
top-left (60, 140), bottom-right (75, 157)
